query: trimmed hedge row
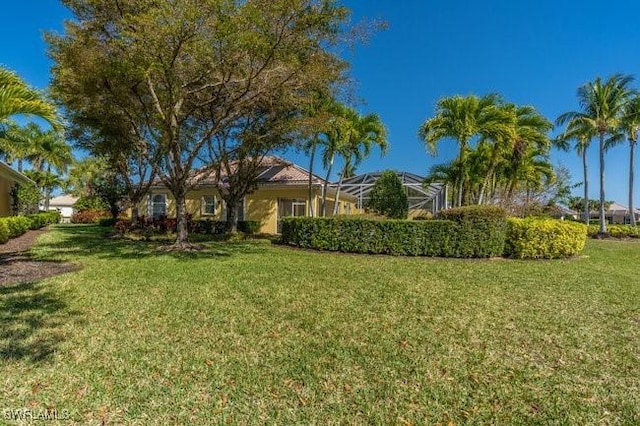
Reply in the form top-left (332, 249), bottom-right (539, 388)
top-left (281, 206), bottom-right (508, 258)
top-left (505, 218), bottom-right (587, 259)
top-left (0, 211), bottom-right (60, 244)
top-left (587, 224), bottom-right (640, 238)
top-left (282, 206), bottom-right (587, 259)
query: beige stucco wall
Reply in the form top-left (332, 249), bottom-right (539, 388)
top-left (136, 185), bottom-right (357, 234)
top-left (0, 175), bottom-right (12, 217)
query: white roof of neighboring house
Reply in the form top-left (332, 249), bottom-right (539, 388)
top-left (49, 194), bottom-right (79, 208)
top-left (0, 161), bottom-right (35, 186)
top-left (606, 202), bottom-right (640, 214)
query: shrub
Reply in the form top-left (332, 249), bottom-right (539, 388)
top-left (364, 171), bottom-right (409, 219)
top-left (237, 220), bottom-right (260, 234)
top-left (281, 217), bottom-right (459, 256)
top-left (505, 218), bottom-right (587, 259)
top-left (97, 217), bottom-right (118, 227)
top-left (0, 220), bottom-right (9, 244)
top-left (4, 216), bottom-right (30, 238)
top-left (438, 206), bottom-right (508, 258)
top-left (72, 209), bottom-right (109, 224)
top-left (588, 224), bottom-right (640, 238)
top-left (25, 211), bottom-right (61, 229)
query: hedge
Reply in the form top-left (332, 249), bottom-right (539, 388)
top-left (281, 206), bottom-right (508, 258)
top-left (281, 216), bottom-right (458, 256)
top-left (587, 224), bottom-right (640, 239)
top-left (0, 211), bottom-right (60, 245)
top-left (505, 218), bottom-right (587, 259)
top-left (437, 205), bottom-right (508, 257)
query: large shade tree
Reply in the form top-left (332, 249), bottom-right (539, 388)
top-left (557, 74), bottom-right (635, 234)
top-left (49, 0), bottom-right (350, 247)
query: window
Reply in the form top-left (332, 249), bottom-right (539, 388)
top-left (202, 195), bottom-right (216, 216)
top-left (151, 194), bottom-right (167, 219)
top-left (278, 199), bottom-right (307, 219)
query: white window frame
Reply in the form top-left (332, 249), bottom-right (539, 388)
top-left (201, 195), bottom-right (216, 216)
top-left (150, 193), bottom-right (167, 219)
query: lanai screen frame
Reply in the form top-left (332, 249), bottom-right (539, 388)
top-left (335, 171), bottom-right (448, 214)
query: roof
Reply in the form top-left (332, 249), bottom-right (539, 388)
top-left (0, 162), bottom-right (35, 186)
top-left (606, 202), bottom-right (640, 214)
top-left (49, 194), bottom-right (79, 207)
top-left (157, 156), bottom-right (328, 187)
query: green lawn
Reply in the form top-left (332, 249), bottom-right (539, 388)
top-left (2, 225), bottom-right (639, 424)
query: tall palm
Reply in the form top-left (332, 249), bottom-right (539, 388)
top-left (27, 126), bottom-right (73, 209)
top-left (557, 74), bottom-right (635, 234)
top-left (419, 94), bottom-right (512, 207)
top-left (477, 104), bottom-right (552, 205)
top-left (556, 118), bottom-right (596, 225)
top-left (332, 111), bottom-right (388, 214)
top-left (0, 67), bottom-right (61, 129)
top-left (613, 94), bottom-right (640, 225)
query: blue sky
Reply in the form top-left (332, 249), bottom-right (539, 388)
top-left (2, 1), bottom-right (640, 203)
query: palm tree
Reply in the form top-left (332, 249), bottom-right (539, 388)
top-left (419, 94), bottom-right (512, 207)
top-left (0, 67), bottom-right (61, 129)
top-left (556, 118), bottom-right (596, 225)
top-left (27, 126), bottom-right (73, 209)
top-left (557, 74), bottom-right (635, 234)
top-left (424, 160), bottom-right (461, 207)
top-left (332, 111), bottom-right (388, 215)
top-left (613, 94), bottom-right (640, 226)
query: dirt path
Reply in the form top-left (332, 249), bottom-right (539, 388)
top-left (0, 228), bottom-right (77, 286)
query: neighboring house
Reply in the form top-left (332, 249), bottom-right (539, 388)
top-left (585, 202), bottom-right (640, 224)
top-left (48, 194), bottom-right (79, 223)
top-left (138, 156), bottom-right (358, 234)
top-left (0, 161), bottom-right (35, 217)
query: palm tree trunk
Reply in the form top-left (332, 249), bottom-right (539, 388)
top-left (599, 133), bottom-right (607, 234)
top-left (45, 164), bottom-right (52, 210)
top-left (308, 142), bottom-right (316, 217)
top-left (629, 140), bottom-right (636, 226)
top-left (478, 163), bottom-right (497, 205)
top-left (332, 172), bottom-right (344, 216)
top-left (322, 153), bottom-right (334, 217)
top-left (582, 148), bottom-right (589, 226)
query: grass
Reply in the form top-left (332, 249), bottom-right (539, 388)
top-left (1, 224), bottom-right (639, 424)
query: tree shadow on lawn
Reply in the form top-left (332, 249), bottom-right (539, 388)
top-left (0, 281), bottom-right (80, 363)
top-left (37, 225), bottom-right (272, 262)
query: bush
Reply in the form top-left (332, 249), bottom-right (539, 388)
top-left (71, 209), bottom-right (109, 224)
top-left (237, 220), bottom-right (260, 234)
top-left (25, 211), bottom-right (61, 229)
top-left (587, 224), bottom-right (640, 238)
top-left (0, 220), bottom-right (9, 244)
top-left (505, 218), bottom-right (587, 259)
top-left (438, 206), bottom-right (508, 258)
top-left (4, 216), bottom-right (30, 238)
top-left (97, 217), bottom-right (118, 227)
top-left (282, 217), bottom-right (460, 256)
top-left (364, 171), bottom-right (409, 219)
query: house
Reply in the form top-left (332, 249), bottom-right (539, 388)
top-left (585, 202), bottom-right (640, 224)
top-left (48, 194), bottom-right (79, 223)
top-left (138, 156), bottom-right (358, 234)
top-left (0, 161), bottom-right (35, 217)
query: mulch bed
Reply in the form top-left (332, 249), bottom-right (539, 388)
top-left (0, 228), bottom-right (78, 286)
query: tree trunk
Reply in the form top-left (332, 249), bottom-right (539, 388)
top-left (44, 164), bottom-right (52, 210)
top-left (175, 192), bottom-right (189, 245)
top-left (226, 200), bottom-right (239, 233)
top-left (629, 139), bottom-right (636, 226)
top-left (322, 153), bottom-right (334, 216)
top-left (17, 159), bottom-right (23, 173)
top-left (478, 163), bottom-right (497, 205)
top-left (582, 148), bottom-right (589, 226)
top-left (332, 173), bottom-right (344, 216)
top-left (131, 204), bottom-right (140, 227)
top-left (599, 133), bottom-right (607, 234)
top-left (308, 143), bottom-right (316, 217)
